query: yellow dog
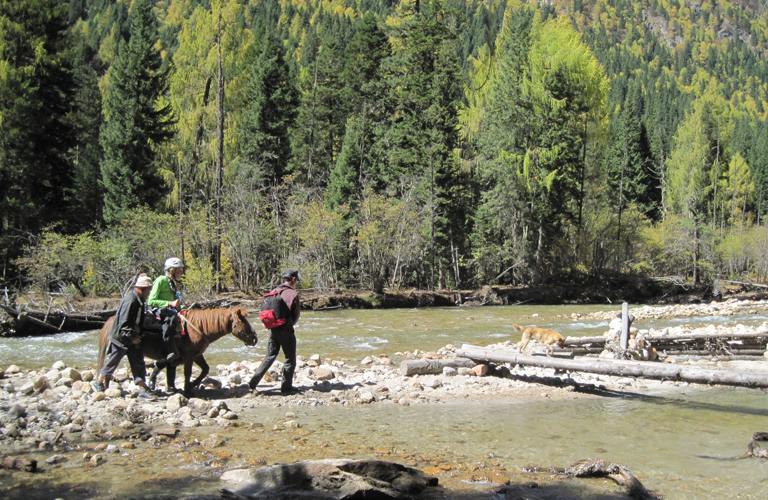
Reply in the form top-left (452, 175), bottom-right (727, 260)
top-left (513, 324), bottom-right (565, 356)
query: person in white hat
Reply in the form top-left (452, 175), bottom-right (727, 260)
top-left (92, 274), bottom-right (154, 398)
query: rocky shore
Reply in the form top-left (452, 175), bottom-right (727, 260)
top-left (1, 299), bottom-right (767, 499)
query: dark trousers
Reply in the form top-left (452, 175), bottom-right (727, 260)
top-left (249, 326), bottom-right (296, 391)
top-left (100, 341), bottom-right (147, 384)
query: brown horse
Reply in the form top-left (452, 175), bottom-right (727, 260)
top-left (97, 307), bottom-right (257, 396)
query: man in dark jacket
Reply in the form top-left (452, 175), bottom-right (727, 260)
top-left (249, 269), bottom-right (301, 393)
top-left (92, 275), bottom-right (154, 398)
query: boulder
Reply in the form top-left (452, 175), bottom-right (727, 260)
top-left (60, 368), bottom-right (81, 382)
top-left (311, 366), bottom-right (335, 381)
top-left (44, 370), bottom-right (61, 383)
top-left (226, 373), bottom-right (242, 386)
top-left (19, 382), bottom-right (34, 395)
top-left (51, 361), bottom-right (66, 370)
top-left (166, 393), bottom-right (188, 413)
top-left (222, 459), bottom-right (439, 499)
top-left (4, 365), bottom-right (20, 375)
top-left (7, 404), bottom-right (26, 420)
top-left (105, 388), bottom-right (123, 398)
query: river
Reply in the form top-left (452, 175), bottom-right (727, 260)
top-left (2, 304), bottom-right (768, 499)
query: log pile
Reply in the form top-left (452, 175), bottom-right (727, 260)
top-left (564, 331), bottom-right (768, 358)
top-left (0, 303), bottom-right (114, 336)
top-left (456, 344), bottom-right (768, 389)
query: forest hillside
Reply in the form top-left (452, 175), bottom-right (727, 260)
top-left (3, 0), bottom-right (768, 297)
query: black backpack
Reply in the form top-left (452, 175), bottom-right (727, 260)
top-left (259, 290), bottom-right (290, 329)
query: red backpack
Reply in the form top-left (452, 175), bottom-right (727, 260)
top-left (259, 290), bottom-right (290, 329)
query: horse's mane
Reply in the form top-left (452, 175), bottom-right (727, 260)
top-left (185, 308), bottom-right (234, 334)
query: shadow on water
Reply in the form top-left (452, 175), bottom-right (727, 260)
top-left (508, 372), bottom-right (768, 417)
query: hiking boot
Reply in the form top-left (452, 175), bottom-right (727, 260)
top-left (137, 389), bottom-right (154, 399)
top-left (91, 381), bottom-right (105, 393)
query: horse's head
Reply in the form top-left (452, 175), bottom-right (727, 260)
top-left (231, 307), bottom-right (258, 346)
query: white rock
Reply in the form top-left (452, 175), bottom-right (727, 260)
top-left (45, 370), bottom-right (62, 383)
top-left (226, 373), bottom-right (242, 386)
top-left (442, 367), bottom-right (457, 376)
top-left (60, 368), bottom-right (81, 382)
top-left (166, 393), bottom-right (188, 413)
top-left (105, 388), bottom-right (123, 398)
top-left (52, 361), bottom-right (66, 370)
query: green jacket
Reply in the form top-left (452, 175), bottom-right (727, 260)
top-left (147, 275), bottom-right (180, 309)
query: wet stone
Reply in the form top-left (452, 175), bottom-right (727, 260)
top-left (45, 454), bottom-right (67, 464)
top-left (7, 404), bottom-right (26, 420)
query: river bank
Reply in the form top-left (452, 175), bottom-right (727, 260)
top-left (2, 303), bottom-right (768, 499)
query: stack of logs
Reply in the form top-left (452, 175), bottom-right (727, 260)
top-left (565, 331), bottom-right (768, 359)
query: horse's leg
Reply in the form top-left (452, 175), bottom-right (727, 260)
top-left (166, 360), bottom-right (178, 393)
top-left (189, 355), bottom-right (209, 390)
top-left (147, 363), bottom-right (160, 391)
top-left (183, 358), bottom-right (194, 398)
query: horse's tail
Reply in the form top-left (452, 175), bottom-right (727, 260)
top-left (96, 317), bottom-right (114, 373)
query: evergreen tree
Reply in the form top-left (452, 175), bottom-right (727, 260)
top-left (67, 34), bottom-right (104, 231)
top-left (238, 36), bottom-right (300, 184)
top-left (327, 12), bottom-right (390, 209)
top-left (100, 0), bottom-right (174, 225)
top-left (0, 0), bottom-right (76, 251)
top-left (382, 0), bottom-right (467, 289)
top-left (290, 40), bottom-right (346, 189)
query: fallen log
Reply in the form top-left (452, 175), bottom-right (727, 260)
top-left (456, 345), bottom-right (768, 388)
top-left (1, 456), bottom-right (37, 472)
top-left (0, 304), bottom-right (61, 332)
top-left (745, 433), bottom-right (768, 458)
top-left (659, 349), bottom-right (766, 357)
top-left (566, 331), bottom-right (768, 348)
top-left (567, 458), bottom-right (662, 499)
top-left (400, 357), bottom-right (476, 376)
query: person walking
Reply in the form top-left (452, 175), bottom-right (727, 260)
top-left (249, 269), bottom-right (301, 394)
top-left (148, 257), bottom-right (185, 362)
top-left (92, 275), bottom-right (154, 398)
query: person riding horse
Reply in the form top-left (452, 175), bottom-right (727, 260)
top-left (148, 257), bottom-right (185, 363)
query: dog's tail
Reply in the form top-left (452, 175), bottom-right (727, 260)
top-left (512, 324), bottom-right (524, 332)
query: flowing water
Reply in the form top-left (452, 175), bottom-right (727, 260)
top-left (2, 304), bottom-right (768, 499)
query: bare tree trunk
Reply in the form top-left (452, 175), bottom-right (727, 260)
top-left (693, 212), bottom-right (700, 285)
top-left (215, 11), bottom-right (225, 292)
top-left (307, 62), bottom-right (319, 181)
top-left (712, 134), bottom-right (721, 232)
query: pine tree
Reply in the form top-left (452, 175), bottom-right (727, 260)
top-left (100, 0), bottom-right (174, 225)
top-left (0, 0), bottom-right (76, 245)
top-left (290, 40), bottom-right (346, 189)
top-left (327, 12), bottom-right (390, 209)
top-left (382, 0), bottom-right (467, 289)
top-left (238, 36), bottom-right (300, 184)
top-left (67, 34), bottom-right (104, 231)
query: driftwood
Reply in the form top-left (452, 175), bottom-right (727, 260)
top-left (0, 304), bottom-right (61, 332)
top-left (566, 331), bottom-right (768, 346)
top-left (400, 357), bottom-right (477, 376)
top-left (746, 432), bottom-right (768, 458)
top-left (1, 456), bottom-right (37, 472)
top-left (567, 458), bottom-right (662, 499)
top-left (456, 345), bottom-right (768, 388)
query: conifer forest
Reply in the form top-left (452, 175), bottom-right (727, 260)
top-left (3, 0), bottom-right (768, 296)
